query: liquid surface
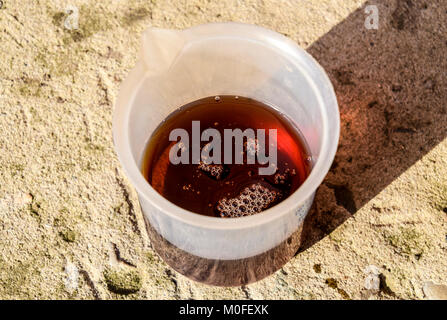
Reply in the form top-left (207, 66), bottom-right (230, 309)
top-left (142, 96), bottom-right (311, 217)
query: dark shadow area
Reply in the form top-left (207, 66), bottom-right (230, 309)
top-left (298, 0), bottom-right (447, 251)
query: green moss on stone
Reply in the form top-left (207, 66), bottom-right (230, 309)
top-left (18, 78), bottom-right (43, 97)
top-left (85, 141), bottom-right (105, 153)
top-left (60, 230), bottom-right (77, 243)
top-left (54, 4), bottom-right (113, 44)
top-left (104, 268), bottom-right (142, 295)
top-left (385, 227), bottom-right (430, 256)
top-left (0, 259), bottom-right (41, 299)
top-left (51, 11), bottom-right (66, 27)
top-left (10, 163), bottom-right (24, 177)
top-left (325, 278), bottom-right (350, 300)
top-left (121, 0), bottom-right (157, 26)
top-left (122, 7), bottom-right (152, 26)
top-left (145, 251), bottom-right (156, 263)
top-left (325, 278), bottom-right (338, 289)
top-left (34, 48), bottom-right (79, 77)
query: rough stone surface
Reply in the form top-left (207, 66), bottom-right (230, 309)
top-left (0, 0), bottom-right (446, 299)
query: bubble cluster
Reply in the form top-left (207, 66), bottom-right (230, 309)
top-left (272, 168), bottom-right (296, 185)
top-left (273, 172), bottom-right (287, 185)
top-left (216, 183), bottom-right (282, 218)
top-left (198, 162), bottom-right (227, 180)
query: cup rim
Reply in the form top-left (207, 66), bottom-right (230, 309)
top-left (113, 22), bottom-right (339, 230)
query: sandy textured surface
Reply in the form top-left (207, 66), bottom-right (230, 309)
top-left (0, 0), bottom-right (446, 299)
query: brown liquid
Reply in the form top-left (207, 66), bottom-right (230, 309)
top-left (142, 95), bottom-right (311, 217)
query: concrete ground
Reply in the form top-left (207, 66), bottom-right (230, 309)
top-left (0, 0), bottom-right (446, 299)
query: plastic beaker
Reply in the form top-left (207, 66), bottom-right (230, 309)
top-left (113, 22), bottom-right (339, 286)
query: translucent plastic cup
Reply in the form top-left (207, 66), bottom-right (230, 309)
top-left (113, 22), bottom-right (339, 286)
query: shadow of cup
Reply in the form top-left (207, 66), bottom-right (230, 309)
top-left (299, 0), bottom-right (447, 252)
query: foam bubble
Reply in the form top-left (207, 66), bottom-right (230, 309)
top-left (216, 183), bottom-right (281, 218)
top-left (198, 162), bottom-right (228, 180)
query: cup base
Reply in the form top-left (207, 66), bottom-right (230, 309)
top-left (143, 216), bottom-right (302, 286)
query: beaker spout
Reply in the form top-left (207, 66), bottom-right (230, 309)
top-left (140, 28), bottom-right (186, 75)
